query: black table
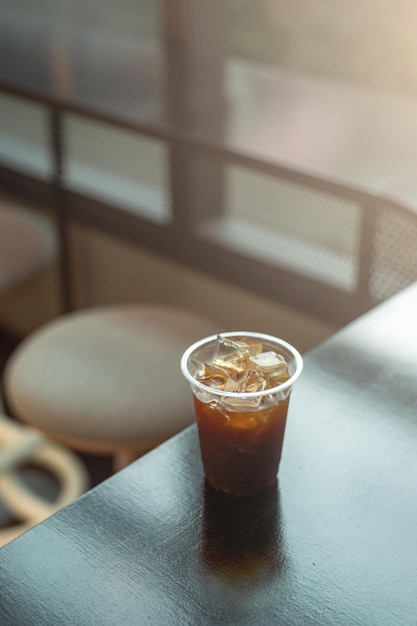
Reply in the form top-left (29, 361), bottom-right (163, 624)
top-left (1, 284), bottom-right (417, 625)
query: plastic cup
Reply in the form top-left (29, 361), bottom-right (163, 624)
top-left (181, 332), bottom-right (303, 496)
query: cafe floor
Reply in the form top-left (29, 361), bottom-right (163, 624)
top-left (0, 325), bottom-right (113, 530)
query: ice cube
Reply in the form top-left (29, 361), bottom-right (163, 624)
top-left (221, 395), bottom-right (263, 409)
top-left (189, 356), bottom-right (204, 378)
top-left (221, 337), bottom-right (263, 360)
top-left (235, 369), bottom-right (267, 394)
top-left (197, 363), bottom-right (227, 390)
top-left (224, 377), bottom-right (238, 392)
top-left (248, 351), bottom-right (289, 386)
top-left (193, 387), bottom-right (215, 403)
top-left (219, 371), bottom-right (266, 409)
top-left (212, 335), bottom-right (262, 377)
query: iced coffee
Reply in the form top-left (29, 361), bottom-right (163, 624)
top-left (181, 332), bottom-right (303, 496)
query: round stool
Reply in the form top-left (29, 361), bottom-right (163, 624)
top-left (0, 200), bottom-right (57, 300)
top-left (3, 304), bottom-right (217, 469)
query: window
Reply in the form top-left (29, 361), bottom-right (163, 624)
top-left (0, 93), bottom-right (52, 179)
top-left (1, 1), bottom-right (417, 324)
top-left (64, 115), bottom-right (171, 224)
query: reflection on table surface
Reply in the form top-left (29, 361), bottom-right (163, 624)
top-left (1, 283), bottom-right (417, 625)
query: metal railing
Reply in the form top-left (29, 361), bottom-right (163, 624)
top-left (2, 77), bottom-right (417, 326)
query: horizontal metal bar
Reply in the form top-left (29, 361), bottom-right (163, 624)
top-left (2, 77), bottom-right (414, 327)
top-left (0, 165), bottom-right (371, 326)
top-left (0, 78), bottom-right (403, 210)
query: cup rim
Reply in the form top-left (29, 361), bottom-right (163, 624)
top-left (180, 331), bottom-right (303, 398)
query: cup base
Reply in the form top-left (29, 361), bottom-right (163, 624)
top-left (204, 475), bottom-right (278, 498)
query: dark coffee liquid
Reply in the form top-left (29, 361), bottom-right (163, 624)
top-left (194, 395), bottom-right (290, 496)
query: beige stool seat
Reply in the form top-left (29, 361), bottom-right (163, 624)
top-left (0, 201), bottom-right (57, 299)
top-left (4, 304), bottom-right (217, 461)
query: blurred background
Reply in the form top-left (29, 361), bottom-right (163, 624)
top-left (4, 0), bottom-right (417, 95)
top-left (2, 1), bottom-right (417, 510)
top-left (2, 0), bottom-right (417, 350)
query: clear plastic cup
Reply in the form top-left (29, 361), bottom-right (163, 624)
top-left (181, 332), bottom-right (303, 496)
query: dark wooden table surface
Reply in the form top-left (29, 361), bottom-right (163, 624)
top-left (1, 284), bottom-right (417, 625)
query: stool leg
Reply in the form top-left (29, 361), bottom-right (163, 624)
top-left (113, 450), bottom-right (139, 473)
top-left (112, 439), bottom-right (165, 473)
